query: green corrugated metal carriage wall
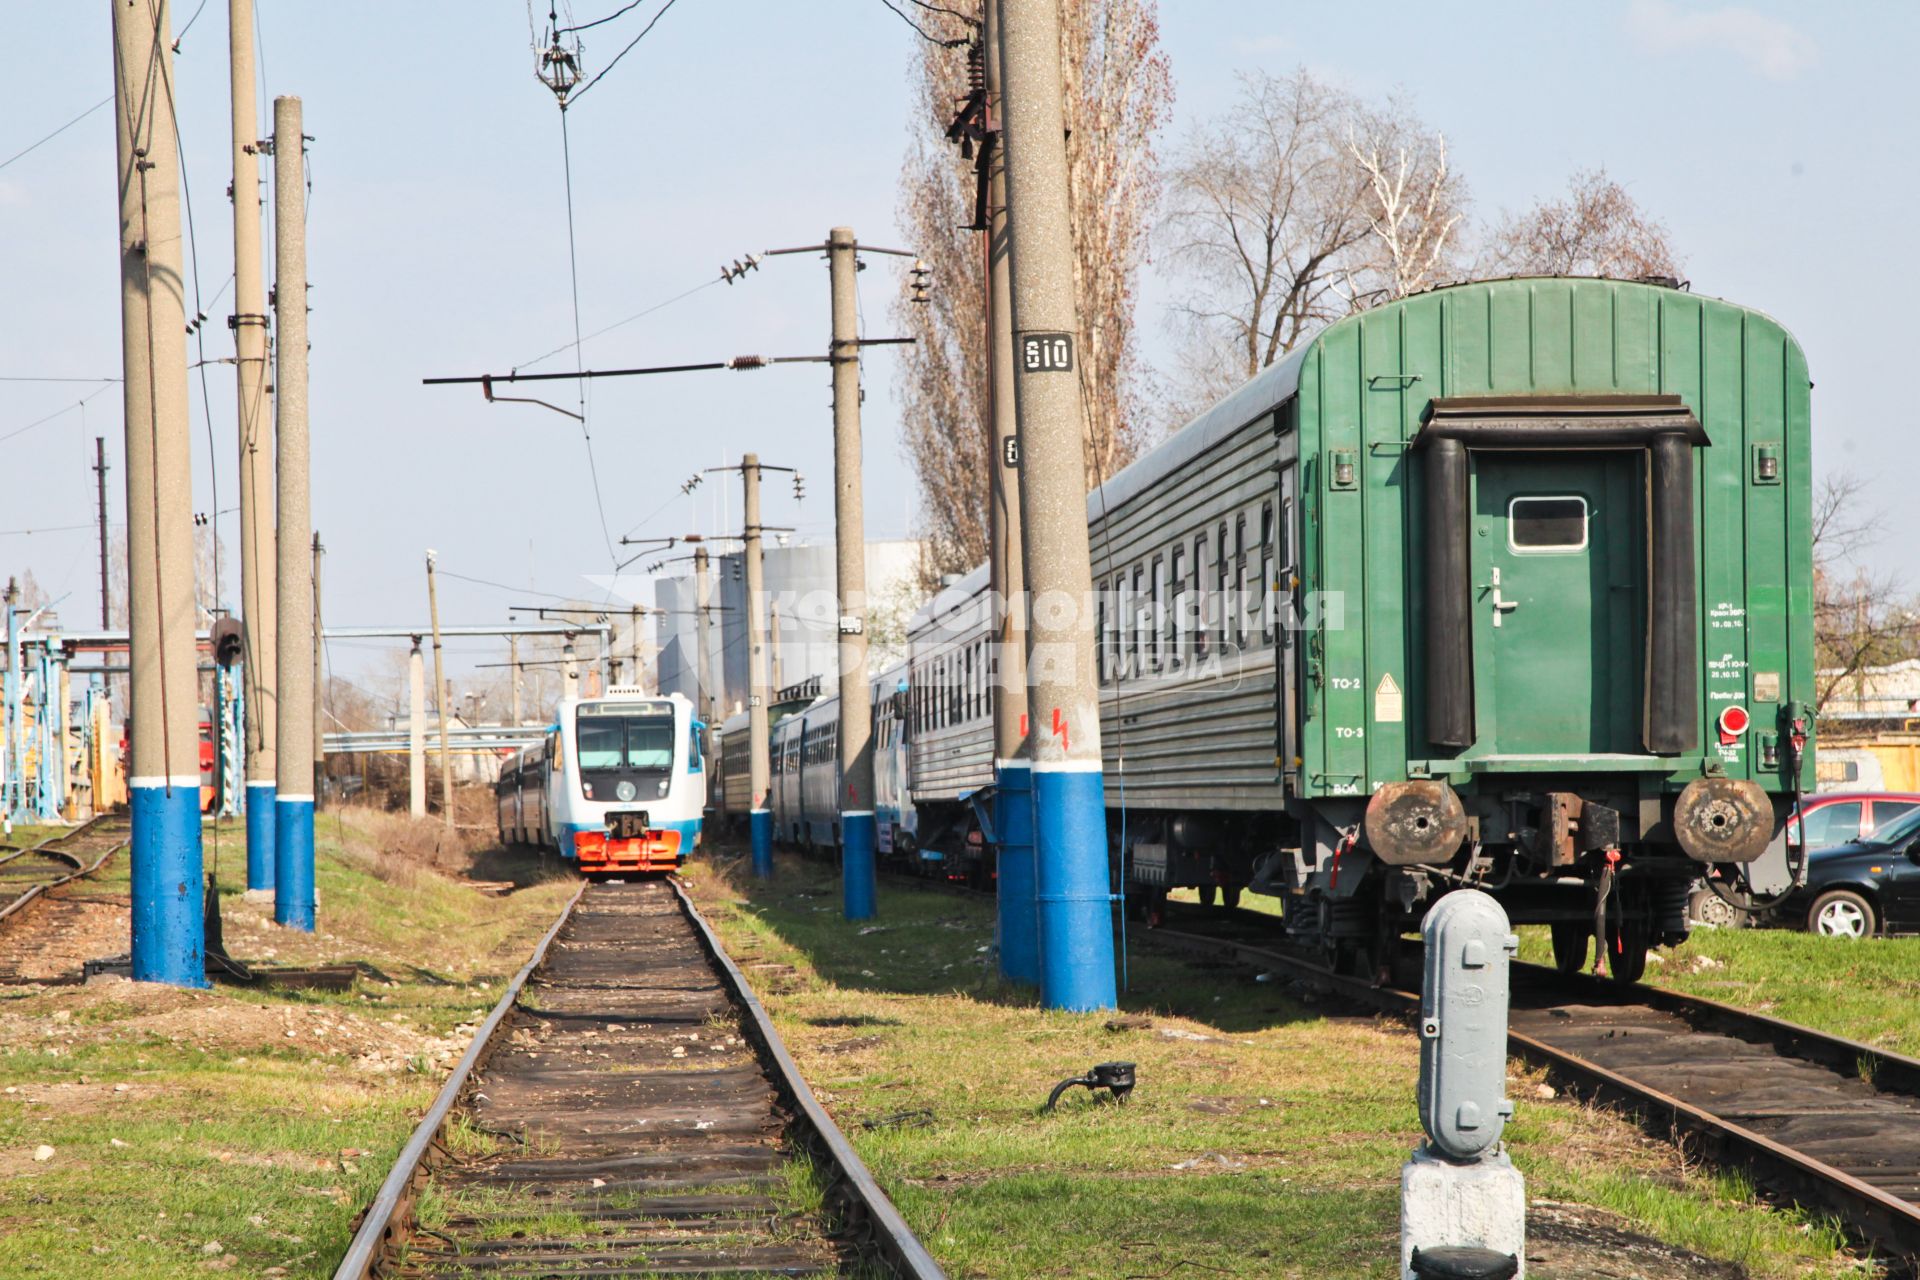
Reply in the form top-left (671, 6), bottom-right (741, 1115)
top-left (1292, 277), bottom-right (1814, 809)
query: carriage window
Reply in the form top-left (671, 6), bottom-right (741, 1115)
top-left (1131, 565), bottom-right (1146, 676)
top-left (1098, 579), bottom-right (1113, 679)
top-left (1259, 501), bottom-right (1275, 644)
top-left (1216, 523), bottom-right (1229, 647)
top-left (1193, 534), bottom-right (1208, 659)
top-left (1508, 496), bottom-right (1588, 552)
top-left (1170, 544), bottom-right (1186, 665)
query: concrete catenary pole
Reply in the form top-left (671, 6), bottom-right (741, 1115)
top-left (742, 455), bottom-right (774, 877)
top-left (509, 633), bottom-right (522, 725)
top-left (425, 551), bottom-right (452, 829)
top-left (828, 227), bottom-right (878, 921)
top-left (271, 94), bottom-right (315, 932)
top-left (408, 637), bottom-right (425, 819)
top-left (93, 438), bottom-right (112, 629)
top-left (693, 545), bottom-right (715, 762)
top-left (985, 0), bottom-right (1036, 985)
top-left (228, 0), bottom-right (276, 891)
top-left (999, 0), bottom-right (1116, 1011)
top-left (113, 0), bottom-right (208, 985)
top-left (310, 532), bottom-right (324, 807)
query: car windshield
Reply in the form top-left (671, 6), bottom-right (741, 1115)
top-left (1862, 803), bottom-right (1920, 848)
top-left (576, 713), bottom-right (674, 772)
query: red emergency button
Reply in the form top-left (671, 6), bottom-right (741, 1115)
top-left (1717, 705), bottom-right (1750, 744)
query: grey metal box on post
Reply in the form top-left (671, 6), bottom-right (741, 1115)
top-left (1402, 889), bottom-right (1525, 1280)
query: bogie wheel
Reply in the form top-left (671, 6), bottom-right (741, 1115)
top-left (1220, 885), bottom-right (1242, 910)
top-left (1550, 922), bottom-right (1589, 974)
top-left (1197, 883), bottom-right (1217, 906)
top-left (1603, 917), bottom-right (1650, 984)
top-left (1809, 889), bottom-right (1876, 939)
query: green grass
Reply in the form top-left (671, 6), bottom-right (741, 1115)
top-left (1516, 922), bottom-right (1920, 1056)
top-left (685, 853), bottom-right (1858, 1280)
top-left (0, 810), bottom-right (575, 1279)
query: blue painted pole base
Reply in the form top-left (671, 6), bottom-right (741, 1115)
top-left (1033, 764), bottom-right (1117, 1012)
top-left (842, 810), bottom-right (877, 921)
top-left (995, 762), bottom-right (1038, 985)
top-left (274, 795), bottom-right (315, 931)
top-left (750, 809), bottom-right (773, 879)
top-left (245, 782), bottom-right (276, 891)
top-left (130, 780), bottom-right (208, 988)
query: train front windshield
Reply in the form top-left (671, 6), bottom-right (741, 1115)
top-left (576, 704), bottom-right (675, 801)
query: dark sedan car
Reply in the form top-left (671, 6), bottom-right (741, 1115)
top-left (1778, 804), bottom-right (1920, 938)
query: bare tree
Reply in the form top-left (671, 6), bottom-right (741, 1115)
top-left (894, 0), bottom-right (1171, 588)
top-left (1159, 70), bottom-right (1370, 413)
top-left (1811, 472), bottom-right (1917, 715)
top-left (1481, 168), bottom-right (1682, 280)
top-left (1339, 105), bottom-right (1467, 307)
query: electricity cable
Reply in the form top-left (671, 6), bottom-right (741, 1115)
top-left (0, 384), bottom-right (119, 447)
top-left (0, 96), bottom-right (112, 175)
top-left (558, 0), bottom-right (647, 35)
top-left (566, 0), bottom-right (681, 105)
top-left (512, 275), bottom-right (722, 372)
top-left (555, 106), bottom-right (618, 566)
top-left (879, 0), bottom-right (970, 47)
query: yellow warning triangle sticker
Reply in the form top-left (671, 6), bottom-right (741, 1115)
top-left (1374, 673), bottom-right (1404, 723)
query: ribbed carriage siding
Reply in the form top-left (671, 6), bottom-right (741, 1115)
top-left (1085, 376), bottom-right (1298, 812)
top-left (904, 571), bottom-right (997, 804)
top-left (1297, 277), bottom-right (1814, 800)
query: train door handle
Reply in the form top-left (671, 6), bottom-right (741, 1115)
top-left (1487, 567), bottom-right (1518, 628)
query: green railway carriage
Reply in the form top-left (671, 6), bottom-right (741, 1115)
top-left (1090, 275), bottom-right (1813, 978)
top-left (1287, 276), bottom-right (1813, 975)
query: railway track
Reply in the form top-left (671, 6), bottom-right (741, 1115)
top-left (0, 815), bottom-right (128, 926)
top-left (1144, 915), bottom-right (1920, 1271)
top-left (336, 876), bottom-right (945, 1279)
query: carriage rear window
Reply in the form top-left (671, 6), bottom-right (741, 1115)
top-left (1508, 496), bottom-right (1587, 551)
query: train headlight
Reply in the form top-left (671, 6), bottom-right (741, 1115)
top-left (616, 780), bottom-right (638, 802)
top-left (657, 778), bottom-right (670, 797)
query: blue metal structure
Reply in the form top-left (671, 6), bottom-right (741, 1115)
top-left (994, 760), bottom-right (1038, 984)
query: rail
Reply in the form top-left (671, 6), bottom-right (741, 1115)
top-left (670, 874), bottom-right (950, 1280)
top-left (1145, 923), bottom-right (1920, 1265)
top-left (0, 816), bottom-right (126, 924)
top-left (331, 879), bottom-right (586, 1280)
top-left (334, 875), bottom-right (946, 1279)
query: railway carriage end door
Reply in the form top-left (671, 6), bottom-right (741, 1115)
top-left (1467, 452), bottom-right (1642, 757)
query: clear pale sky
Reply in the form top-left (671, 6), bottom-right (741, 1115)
top-left (2, 1), bottom-right (1914, 691)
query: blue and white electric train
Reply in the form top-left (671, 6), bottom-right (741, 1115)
top-left (495, 689), bottom-right (706, 874)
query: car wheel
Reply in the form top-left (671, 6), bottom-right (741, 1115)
top-left (1688, 885), bottom-right (1748, 930)
top-left (1809, 890), bottom-right (1876, 939)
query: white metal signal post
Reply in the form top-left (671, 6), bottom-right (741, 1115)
top-left (997, 0), bottom-right (1118, 1011)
